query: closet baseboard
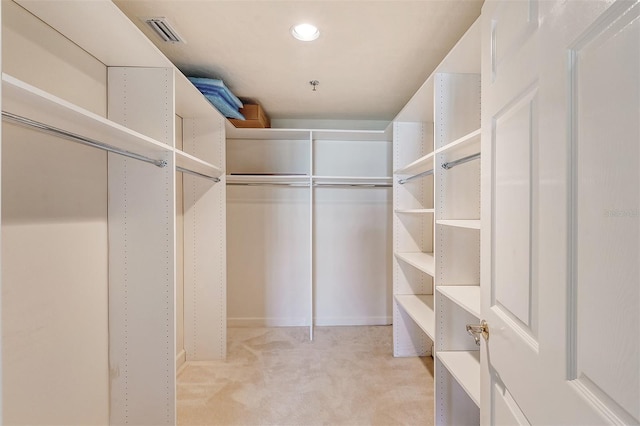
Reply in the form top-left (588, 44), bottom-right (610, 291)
top-left (227, 316), bottom-right (392, 327)
top-left (228, 317), bottom-right (309, 327)
top-left (315, 316), bottom-right (392, 326)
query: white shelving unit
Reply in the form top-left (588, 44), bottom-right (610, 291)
top-left (437, 286), bottom-right (481, 318)
top-left (436, 351), bottom-right (481, 405)
top-left (395, 208), bottom-right (435, 214)
top-left (395, 252), bottom-right (436, 276)
top-left (436, 219), bottom-right (481, 230)
top-left (226, 125), bottom-right (393, 338)
top-left (392, 17), bottom-right (482, 425)
top-left (3, 1), bottom-right (227, 424)
top-left (394, 294), bottom-right (435, 340)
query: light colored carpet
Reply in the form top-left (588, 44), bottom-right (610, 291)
top-left (177, 326), bottom-right (434, 426)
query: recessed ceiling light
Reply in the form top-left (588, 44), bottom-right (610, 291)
top-left (291, 23), bottom-right (320, 41)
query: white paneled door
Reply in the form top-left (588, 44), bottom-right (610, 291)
top-left (481, 0), bottom-right (639, 424)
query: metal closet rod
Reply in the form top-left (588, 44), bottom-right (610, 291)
top-left (176, 166), bottom-right (220, 182)
top-left (227, 182), bottom-right (391, 188)
top-left (227, 182), bottom-right (310, 187)
top-left (442, 152), bottom-right (481, 170)
top-left (314, 183), bottom-right (391, 188)
top-left (398, 168), bottom-right (434, 185)
top-left (2, 111), bottom-right (168, 168)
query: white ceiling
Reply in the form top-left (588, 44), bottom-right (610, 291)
top-left (114, 0), bottom-right (483, 123)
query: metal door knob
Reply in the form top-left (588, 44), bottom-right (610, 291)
top-left (466, 320), bottom-right (489, 345)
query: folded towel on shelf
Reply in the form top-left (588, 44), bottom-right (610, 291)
top-left (188, 77), bottom-right (245, 120)
top-left (203, 93), bottom-right (245, 120)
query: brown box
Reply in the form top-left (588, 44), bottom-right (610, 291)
top-left (229, 104), bottom-right (271, 128)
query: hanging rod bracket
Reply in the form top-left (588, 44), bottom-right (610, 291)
top-left (441, 152), bottom-right (481, 170)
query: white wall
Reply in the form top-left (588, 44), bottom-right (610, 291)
top-left (2, 1), bottom-right (109, 424)
top-left (226, 135), bottom-right (392, 327)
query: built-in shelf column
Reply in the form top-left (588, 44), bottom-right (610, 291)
top-left (183, 116), bottom-right (227, 359)
top-left (107, 67), bottom-right (176, 425)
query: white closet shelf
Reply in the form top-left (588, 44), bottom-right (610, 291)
top-left (226, 174), bottom-right (310, 184)
top-left (2, 73), bottom-right (171, 157)
top-left (395, 208), bottom-right (435, 214)
top-left (395, 294), bottom-right (435, 340)
top-left (437, 286), bottom-right (480, 318)
top-left (226, 127), bottom-right (391, 142)
top-left (14, 1), bottom-right (225, 124)
top-left (312, 129), bottom-right (391, 142)
top-left (395, 252), bottom-right (435, 277)
top-left (436, 128), bottom-right (481, 157)
top-left (174, 72), bottom-right (225, 120)
top-left (226, 127), bottom-right (311, 141)
top-left (313, 176), bottom-right (392, 185)
top-left (436, 219), bottom-right (481, 230)
top-left (436, 351), bottom-right (480, 407)
top-left (394, 152), bottom-right (434, 176)
top-left (175, 150), bottom-right (223, 179)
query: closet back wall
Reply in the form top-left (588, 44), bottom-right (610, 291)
top-left (2, 1), bottom-right (109, 423)
top-left (226, 133), bottom-right (392, 327)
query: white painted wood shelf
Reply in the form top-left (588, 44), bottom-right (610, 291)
top-left (437, 286), bottom-right (481, 318)
top-left (176, 150), bottom-right (223, 179)
top-left (394, 252), bottom-right (436, 277)
top-left (395, 295), bottom-right (435, 340)
top-left (436, 219), bottom-right (481, 230)
top-left (312, 129), bottom-right (391, 141)
top-left (436, 128), bottom-right (481, 155)
top-left (436, 351), bottom-right (480, 407)
top-left (2, 73), bottom-right (171, 158)
top-left (395, 151), bottom-right (435, 176)
top-left (226, 127), bottom-right (390, 142)
top-left (3, 73), bottom-right (227, 182)
top-left (226, 174), bottom-right (310, 184)
top-left (395, 208), bottom-right (435, 214)
top-left (312, 175), bottom-right (392, 185)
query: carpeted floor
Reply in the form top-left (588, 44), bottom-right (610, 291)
top-left (177, 326), bottom-right (434, 426)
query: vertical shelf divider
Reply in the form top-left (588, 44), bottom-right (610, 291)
top-left (183, 115), bottom-right (227, 360)
top-left (309, 130), bottom-right (314, 340)
top-left (107, 66), bottom-right (177, 425)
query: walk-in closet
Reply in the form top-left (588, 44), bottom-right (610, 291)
top-left (2, 0), bottom-right (638, 425)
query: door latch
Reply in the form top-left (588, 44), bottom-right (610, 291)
top-left (466, 320), bottom-right (489, 346)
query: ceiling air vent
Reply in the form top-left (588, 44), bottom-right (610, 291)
top-left (144, 17), bottom-right (185, 43)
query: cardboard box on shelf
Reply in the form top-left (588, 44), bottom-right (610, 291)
top-left (229, 104), bottom-right (271, 128)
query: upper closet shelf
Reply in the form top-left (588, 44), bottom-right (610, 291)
top-left (2, 73), bottom-right (171, 159)
top-left (226, 174), bottom-right (310, 185)
top-left (436, 128), bottom-right (481, 158)
top-left (313, 176), bottom-right (392, 186)
top-left (436, 351), bottom-right (480, 407)
top-left (395, 208), bottom-right (435, 214)
top-left (395, 252), bottom-right (435, 277)
top-left (175, 150), bottom-right (223, 180)
top-left (312, 129), bottom-right (391, 142)
top-left (395, 294), bottom-right (435, 341)
top-left (226, 126), bottom-right (391, 142)
top-left (226, 126), bottom-right (311, 141)
top-left (436, 220), bottom-right (481, 230)
top-left (392, 19), bottom-right (480, 123)
top-left (15, 0), bottom-right (226, 125)
top-left (394, 152), bottom-right (434, 176)
top-left (437, 286), bottom-right (480, 318)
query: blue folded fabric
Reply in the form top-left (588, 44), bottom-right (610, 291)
top-left (188, 77), bottom-right (244, 120)
top-left (203, 93), bottom-right (245, 120)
